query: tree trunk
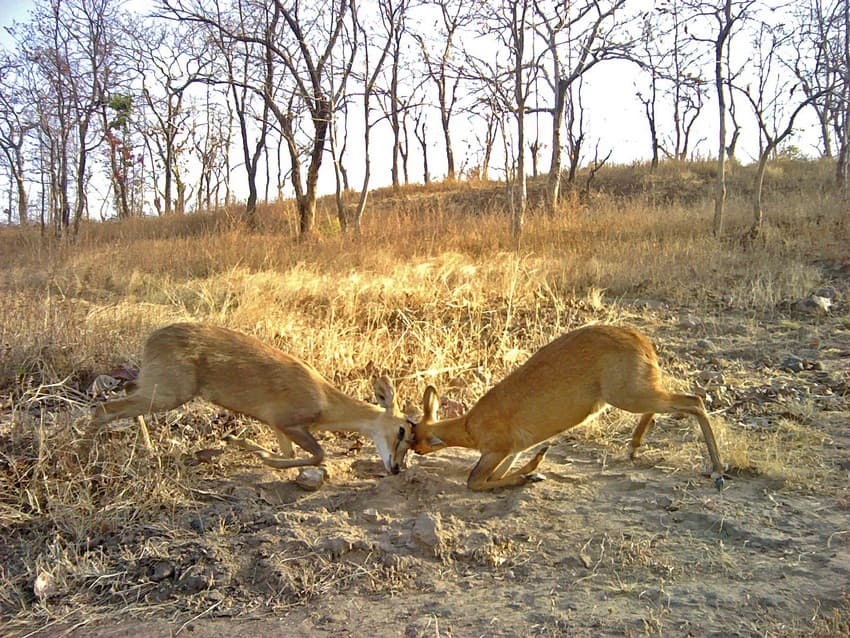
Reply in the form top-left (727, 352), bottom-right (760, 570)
top-left (749, 151), bottom-right (769, 240)
top-left (712, 1), bottom-right (731, 238)
top-left (441, 101), bottom-right (455, 181)
top-left (546, 78), bottom-right (567, 213)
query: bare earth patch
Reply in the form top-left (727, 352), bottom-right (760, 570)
top-left (2, 300), bottom-right (849, 637)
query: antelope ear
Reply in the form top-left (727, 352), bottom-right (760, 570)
top-left (373, 376), bottom-right (397, 412)
top-left (423, 385), bottom-right (440, 421)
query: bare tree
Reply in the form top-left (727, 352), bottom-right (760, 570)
top-left (737, 18), bottom-right (828, 241)
top-left (131, 24), bottom-right (204, 215)
top-left (835, 0), bottom-right (850, 191)
top-left (349, 0), bottom-right (395, 233)
top-left (19, 0), bottom-right (103, 234)
top-left (565, 77), bottom-right (587, 183)
top-left (382, 0), bottom-right (412, 190)
top-left (415, 0), bottom-right (472, 182)
top-left (640, 1), bottom-right (707, 163)
top-left (533, 0), bottom-right (625, 211)
top-left (0, 56), bottom-right (35, 225)
top-left (635, 15), bottom-right (663, 168)
top-left (191, 87), bottom-right (233, 212)
top-left (412, 106), bottom-right (431, 183)
top-left (686, 0), bottom-right (756, 237)
top-left (791, 0), bottom-right (843, 159)
top-left (470, 0), bottom-right (537, 239)
top-left (160, 0), bottom-right (352, 235)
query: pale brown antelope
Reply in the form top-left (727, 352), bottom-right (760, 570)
top-left (87, 323), bottom-right (413, 475)
top-left (407, 324), bottom-right (725, 491)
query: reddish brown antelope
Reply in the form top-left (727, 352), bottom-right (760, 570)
top-left (407, 324), bottom-right (725, 491)
top-left (88, 323), bottom-right (412, 475)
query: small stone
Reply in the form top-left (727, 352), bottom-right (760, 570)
top-left (678, 314), bottom-right (702, 329)
top-left (178, 569), bottom-right (209, 594)
top-left (657, 496), bottom-right (677, 511)
top-left (362, 508), bottom-right (385, 524)
top-left (695, 339), bottom-right (715, 352)
top-left (151, 560), bottom-right (175, 582)
top-left (320, 535), bottom-right (355, 558)
top-left (295, 467), bottom-right (326, 491)
top-left (697, 370), bottom-right (724, 385)
top-left (780, 356), bottom-right (806, 373)
top-left (634, 298), bottom-right (665, 310)
top-left (793, 296), bottom-right (832, 314)
top-left (810, 296), bottom-right (833, 313)
top-left (412, 512), bottom-right (443, 550)
top-left (146, 583), bottom-right (173, 602)
top-left (455, 529), bottom-right (492, 560)
top-left (815, 286), bottom-right (839, 300)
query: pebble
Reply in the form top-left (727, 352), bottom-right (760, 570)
top-left (695, 339), bottom-right (715, 352)
top-left (413, 512), bottom-right (444, 549)
top-left (151, 560), bottom-right (175, 582)
top-left (295, 467), bottom-right (326, 491)
top-left (780, 356), bottom-right (806, 373)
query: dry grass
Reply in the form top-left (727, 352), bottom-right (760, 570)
top-left (1, 159), bottom-right (848, 634)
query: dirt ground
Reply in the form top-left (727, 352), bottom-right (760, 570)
top-left (4, 297), bottom-right (850, 637)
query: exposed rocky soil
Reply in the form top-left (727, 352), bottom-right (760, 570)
top-left (3, 289), bottom-right (850, 637)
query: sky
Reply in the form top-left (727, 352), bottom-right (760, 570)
top-left (0, 0), bottom-right (29, 38)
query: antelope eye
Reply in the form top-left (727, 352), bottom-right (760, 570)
top-left (398, 426), bottom-right (406, 440)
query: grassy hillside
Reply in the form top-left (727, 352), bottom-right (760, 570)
top-left (1, 159), bottom-right (848, 635)
top-left (0, 159), bottom-right (844, 392)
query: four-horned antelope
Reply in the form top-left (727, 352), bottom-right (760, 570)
top-left (407, 324), bottom-right (725, 491)
top-left (87, 323), bottom-right (412, 475)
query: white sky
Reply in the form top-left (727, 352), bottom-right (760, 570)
top-left (0, 0), bottom-right (29, 40)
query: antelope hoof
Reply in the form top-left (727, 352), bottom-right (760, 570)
top-left (524, 472), bottom-right (546, 484)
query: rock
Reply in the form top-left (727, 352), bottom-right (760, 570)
top-left (810, 296), bottom-right (833, 313)
top-left (178, 567), bottom-right (209, 594)
top-left (412, 512), bottom-right (444, 550)
top-left (151, 560), bottom-right (175, 582)
top-left (656, 496), bottom-right (677, 511)
top-left (793, 295), bottom-right (832, 314)
top-left (815, 286), bottom-right (839, 300)
top-left (448, 376), bottom-right (467, 389)
top-left (634, 298), bottom-right (665, 310)
top-left (678, 314), bottom-right (702, 329)
top-left (780, 356), bottom-right (806, 373)
top-left (695, 339), bottom-right (715, 352)
top-left (320, 536), bottom-right (354, 559)
top-left (455, 529), bottom-right (492, 560)
top-left (146, 582), bottom-right (174, 602)
top-left (194, 448), bottom-right (225, 464)
top-left (473, 367), bottom-right (492, 386)
top-left (295, 467), bottom-right (326, 491)
top-left (697, 370), bottom-right (725, 385)
top-left (33, 572), bottom-right (56, 600)
top-left (362, 508), bottom-right (385, 524)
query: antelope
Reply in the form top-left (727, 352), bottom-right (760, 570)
top-left (87, 323), bottom-right (412, 476)
top-left (406, 324), bottom-right (725, 491)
